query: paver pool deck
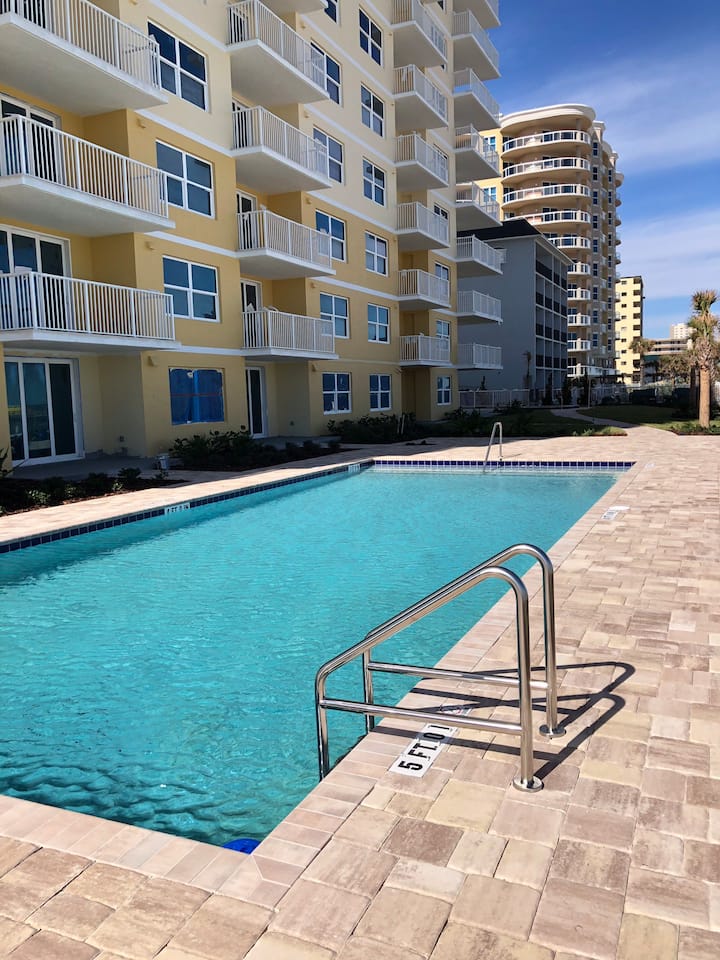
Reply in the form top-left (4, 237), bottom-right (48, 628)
top-left (0, 422), bottom-right (719, 959)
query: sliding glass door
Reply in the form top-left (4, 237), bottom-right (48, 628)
top-left (4, 358), bottom-right (80, 463)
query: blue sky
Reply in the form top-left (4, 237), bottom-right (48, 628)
top-left (489, 0), bottom-right (720, 338)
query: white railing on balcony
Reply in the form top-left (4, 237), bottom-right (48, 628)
top-left (238, 210), bottom-right (331, 268)
top-left (457, 289), bottom-right (501, 321)
top-left (232, 107), bottom-right (328, 178)
top-left (453, 69), bottom-right (500, 122)
top-left (503, 130), bottom-right (592, 153)
top-left (457, 342), bottom-right (502, 368)
top-left (568, 315), bottom-right (590, 325)
top-left (549, 236), bottom-right (591, 249)
top-left (568, 288), bottom-right (591, 300)
top-left (569, 262), bottom-right (591, 274)
top-left (227, 0), bottom-right (325, 90)
top-left (456, 183), bottom-right (500, 220)
top-left (504, 184), bottom-right (591, 204)
top-left (392, 0), bottom-right (447, 60)
top-left (398, 269), bottom-right (450, 305)
top-left (393, 66), bottom-right (448, 123)
top-left (568, 340), bottom-right (591, 352)
top-left (452, 11), bottom-right (499, 71)
top-left (454, 125), bottom-right (499, 170)
top-left (395, 134), bottom-right (449, 183)
top-left (456, 235), bottom-right (504, 272)
top-left (525, 210), bottom-right (591, 225)
top-left (243, 308), bottom-right (334, 354)
top-left (400, 334), bottom-right (450, 364)
top-left (0, 115), bottom-right (169, 218)
top-left (503, 158), bottom-right (591, 179)
top-left (460, 388), bottom-right (529, 410)
top-left (1, 0), bottom-right (162, 88)
top-left (397, 202), bottom-right (449, 246)
top-left (0, 271), bottom-right (175, 340)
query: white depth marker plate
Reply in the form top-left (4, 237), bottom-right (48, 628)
top-left (389, 722), bottom-right (457, 778)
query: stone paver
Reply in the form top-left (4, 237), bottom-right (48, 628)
top-left (2, 431), bottom-right (720, 959)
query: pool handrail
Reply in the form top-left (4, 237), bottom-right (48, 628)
top-left (314, 542), bottom-right (565, 792)
top-left (483, 419), bottom-right (503, 471)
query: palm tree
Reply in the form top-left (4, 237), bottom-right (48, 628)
top-left (631, 336), bottom-right (656, 386)
top-left (689, 290), bottom-right (719, 428)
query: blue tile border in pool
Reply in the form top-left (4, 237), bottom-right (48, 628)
top-left (0, 457), bottom-right (634, 553)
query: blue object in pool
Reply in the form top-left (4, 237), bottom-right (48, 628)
top-left (223, 837), bottom-right (260, 853)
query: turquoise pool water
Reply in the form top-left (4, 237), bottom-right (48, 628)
top-left (0, 467), bottom-right (616, 843)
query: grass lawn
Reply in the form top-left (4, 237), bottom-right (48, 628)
top-left (428, 408), bottom-right (626, 439)
top-left (577, 405), bottom-right (720, 433)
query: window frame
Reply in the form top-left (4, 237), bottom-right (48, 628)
top-left (156, 140), bottom-right (214, 217)
top-left (148, 21), bottom-right (208, 110)
top-left (359, 9), bottom-right (382, 65)
top-left (312, 42), bottom-right (341, 104)
top-left (360, 84), bottom-right (384, 136)
top-left (169, 367), bottom-right (224, 425)
top-left (319, 292), bottom-right (349, 339)
top-left (369, 373), bottom-right (391, 411)
top-left (313, 127), bottom-right (344, 183)
top-left (435, 319), bottom-right (450, 340)
top-left (316, 210), bottom-right (346, 261)
top-left (163, 256), bottom-right (219, 322)
top-left (365, 232), bottom-right (388, 275)
top-left (362, 158), bottom-right (386, 206)
top-left (367, 302), bottom-right (390, 342)
top-left (436, 375), bottom-right (452, 406)
top-left (325, 0), bottom-right (338, 22)
top-left (322, 372), bottom-right (351, 414)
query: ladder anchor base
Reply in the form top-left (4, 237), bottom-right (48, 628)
top-left (513, 775), bottom-right (543, 792)
top-left (539, 723), bottom-right (566, 739)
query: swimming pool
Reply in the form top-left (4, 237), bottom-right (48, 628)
top-left (0, 464), bottom-right (619, 843)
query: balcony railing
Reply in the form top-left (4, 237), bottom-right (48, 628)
top-left (503, 157), bottom-right (591, 180)
top-left (457, 289), bottom-right (501, 322)
top-left (238, 210), bottom-right (332, 275)
top-left (568, 340), bottom-right (591, 352)
top-left (548, 236), bottom-right (591, 250)
top-left (452, 10), bottom-right (499, 75)
top-left (397, 202), bottom-right (450, 248)
top-left (242, 308), bottom-right (334, 356)
top-left (393, 65), bottom-right (448, 126)
top-left (392, 0), bottom-right (447, 64)
top-left (453, 68), bottom-right (500, 125)
top-left (457, 342), bottom-right (502, 369)
top-left (455, 125), bottom-right (499, 170)
top-left (503, 130), bottom-right (592, 154)
top-left (0, 0), bottom-right (162, 98)
top-left (568, 288), bottom-right (591, 301)
top-left (569, 262), bottom-right (591, 274)
top-left (456, 183), bottom-right (500, 220)
top-left (396, 133), bottom-right (449, 185)
top-left (0, 271), bottom-right (175, 343)
top-left (456, 235), bottom-right (504, 273)
top-left (398, 269), bottom-right (450, 308)
top-left (525, 210), bottom-right (592, 226)
top-left (0, 115), bottom-right (169, 226)
top-left (232, 106), bottom-right (330, 192)
top-left (504, 184), bottom-right (591, 205)
top-left (400, 334), bottom-right (451, 364)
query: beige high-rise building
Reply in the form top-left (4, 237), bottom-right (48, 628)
top-left (615, 276), bottom-right (644, 383)
top-left (483, 104), bottom-right (621, 384)
top-left (0, 0), bottom-right (504, 466)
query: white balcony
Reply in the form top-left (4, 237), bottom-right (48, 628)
top-left (524, 210), bottom-right (592, 229)
top-left (502, 130), bottom-right (592, 157)
top-left (453, 69), bottom-right (500, 128)
top-left (568, 288), bottom-right (592, 301)
top-left (504, 184), bottom-right (591, 208)
top-left (397, 202), bottom-right (450, 251)
top-left (569, 262), bottom-right (591, 275)
top-left (548, 236), bottom-right (591, 251)
top-left (452, 11), bottom-right (499, 79)
top-left (232, 107), bottom-right (331, 193)
top-left (455, 183), bottom-right (500, 230)
top-left (399, 334), bottom-right (451, 366)
top-left (395, 134), bottom-right (448, 190)
top-left (568, 315), bottom-right (591, 326)
top-left (0, 116), bottom-right (172, 236)
top-left (394, 65), bottom-right (448, 131)
top-left (398, 269), bottom-right (450, 310)
top-left (392, 0), bottom-right (446, 68)
top-left (0, 271), bottom-right (176, 350)
top-left (227, 0), bottom-right (328, 105)
top-left (237, 210), bottom-right (334, 278)
top-left (242, 308), bottom-right (336, 359)
top-left (503, 157), bottom-right (591, 183)
top-left (0, 0), bottom-right (165, 115)
top-left (456, 235), bottom-right (504, 276)
top-left (457, 342), bottom-right (502, 369)
top-left (457, 289), bottom-right (501, 322)
top-left (451, 0), bottom-right (499, 29)
top-left (455, 125), bottom-right (499, 181)
top-left (568, 340), bottom-right (592, 352)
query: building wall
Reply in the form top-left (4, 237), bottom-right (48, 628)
top-left (615, 275), bottom-right (644, 383)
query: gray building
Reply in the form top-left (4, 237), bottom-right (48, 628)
top-left (458, 220), bottom-right (572, 400)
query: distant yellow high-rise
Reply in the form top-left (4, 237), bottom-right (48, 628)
top-left (615, 276), bottom-right (644, 383)
top-left (0, 0), bottom-right (505, 465)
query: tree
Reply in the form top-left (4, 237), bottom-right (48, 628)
top-left (688, 290), bottom-right (719, 428)
top-left (658, 351), bottom-right (691, 388)
top-left (631, 337), bottom-right (656, 386)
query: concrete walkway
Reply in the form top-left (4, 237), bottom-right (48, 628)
top-left (0, 426), bottom-right (718, 959)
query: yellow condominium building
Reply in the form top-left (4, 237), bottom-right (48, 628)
top-left (615, 275), bottom-right (644, 384)
top-left (0, 0), bottom-right (503, 466)
top-left (495, 104), bottom-right (622, 383)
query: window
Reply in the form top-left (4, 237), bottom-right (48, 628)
top-left (322, 372), bottom-right (351, 413)
top-left (320, 292), bottom-right (348, 338)
top-left (436, 319), bottom-right (450, 339)
top-left (325, 0), bottom-right (338, 21)
top-left (486, 135), bottom-right (497, 151)
top-left (362, 159), bottom-right (385, 205)
top-left (592, 286), bottom-right (599, 300)
top-left (365, 232), bottom-right (388, 274)
top-left (163, 257), bottom-right (218, 321)
top-left (433, 203), bottom-right (449, 221)
top-left (608, 191), bottom-right (613, 204)
top-left (437, 375), bottom-right (451, 405)
top-left (316, 211), bottom-right (346, 261)
top-left (592, 166), bottom-right (598, 180)
top-left (592, 139), bottom-right (599, 157)
top-left (156, 142), bottom-right (213, 216)
top-left (592, 238), bottom-right (599, 253)
top-left (608, 169), bottom-right (614, 183)
top-left (592, 215), bottom-right (599, 229)
top-left (314, 128), bottom-right (343, 182)
top-left (149, 23), bottom-right (207, 109)
top-left (368, 303), bottom-right (389, 342)
top-left (435, 262), bottom-right (450, 288)
top-left (361, 85), bottom-right (384, 135)
top-left (313, 43), bottom-right (341, 103)
top-left (369, 373), bottom-right (391, 410)
top-left (592, 190), bottom-right (599, 205)
top-left (359, 10), bottom-right (382, 64)
top-left (170, 368), bottom-right (224, 425)
top-left (592, 262), bottom-right (598, 277)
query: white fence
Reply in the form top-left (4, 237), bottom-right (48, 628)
top-left (398, 269), bottom-right (450, 305)
top-left (395, 134), bottom-right (448, 183)
top-left (232, 107), bottom-right (328, 179)
top-left (243, 308), bottom-right (334, 354)
top-left (457, 289), bottom-right (502, 321)
top-left (452, 11), bottom-right (499, 71)
top-left (397, 202), bottom-right (449, 246)
top-left (0, 271), bottom-right (175, 341)
top-left (453, 68), bottom-right (500, 122)
top-left (456, 182), bottom-right (500, 220)
top-left (457, 343), bottom-right (502, 369)
top-left (456, 235), bottom-right (504, 272)
top-left (460, 389), bottom-right (529, 410)
top-left (394, 66), bottom-right (448, 123)
top-left (400, 335), bottom-right (450, 364)
top-left (392, 0), bottom-right (447, 59)
top-left (238, 210), bottom-right (331, 268)
top-left (455, 125), bottom-right (499, 170)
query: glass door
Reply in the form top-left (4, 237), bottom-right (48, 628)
top-left (237, 191), bottom-right (258, 250)
top-left (245, 367), bottom-right (267, 437)
top-left (4, 358), bottom-right (80, 463)
top-left (0, 228), bottom-right (68, 331)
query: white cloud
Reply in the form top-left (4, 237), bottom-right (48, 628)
top-left (504, 47), bottom-right (720, 174)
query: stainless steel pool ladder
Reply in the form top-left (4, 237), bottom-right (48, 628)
top-left (483, 420), bottom-right (503, 472)
top-left (315, 543), bottom-right (566, 793)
